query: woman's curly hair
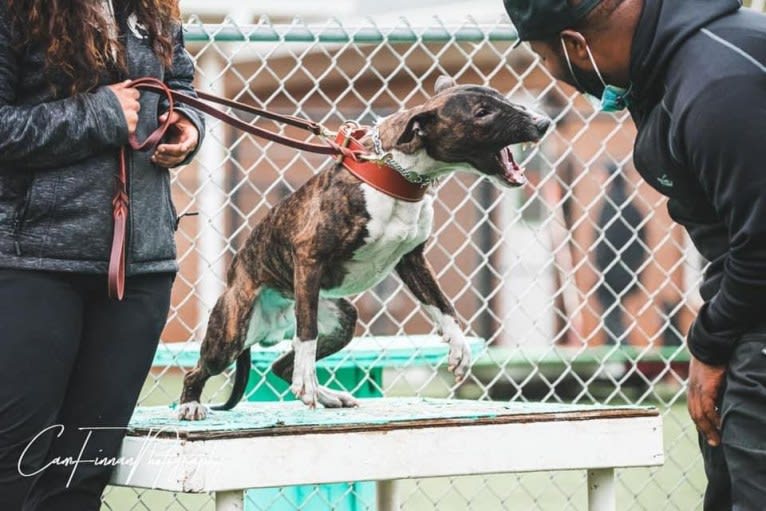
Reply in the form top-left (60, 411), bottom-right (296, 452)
top-left (7, 0), bottom-right (181, 94)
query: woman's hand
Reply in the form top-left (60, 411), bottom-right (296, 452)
top-left (151, 111), bottom-right (200, 168)
top-left (107, 80), bottom-right (141, 135)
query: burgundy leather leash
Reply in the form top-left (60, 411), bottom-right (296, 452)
top-left (109, 78), bottom-right (175, 300)
top-left (135, 82), bottom-right (362, 157)
top-left (109, 77), bottom-right (420, 300)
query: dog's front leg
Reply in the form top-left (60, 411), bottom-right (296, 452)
top-left (291, 258), bottom-right (323, 407)
top-left (395, 243), bottom-right (471, 382)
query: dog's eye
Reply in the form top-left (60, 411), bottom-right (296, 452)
top-left (475, 108), bottom-right (491, 118)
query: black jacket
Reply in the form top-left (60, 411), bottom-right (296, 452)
top-left (629, 0), bottom-right (766, 364)
top-left (0, 3), bottom-right (204, 276)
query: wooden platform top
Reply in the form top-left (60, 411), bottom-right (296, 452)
top-left (128, 398), bottom-right (659, 441)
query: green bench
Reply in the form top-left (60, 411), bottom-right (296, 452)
top-left (468, 344), bottom-right (690, 404)
top-left (472, 345), bottom-right (689, 375)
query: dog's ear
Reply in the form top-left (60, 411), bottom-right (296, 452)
top-left (434, 75), bottom-right (457, 94)
top-left (378, 109), bottom-right (436, 154)
top-left (396, 111), bottom-right (432, 145)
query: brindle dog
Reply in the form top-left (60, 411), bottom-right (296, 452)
top-left (177, 76), bottom-right (550, 420)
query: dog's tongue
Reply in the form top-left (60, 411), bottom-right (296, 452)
top-left (500, 146), bottom-right (527, 186)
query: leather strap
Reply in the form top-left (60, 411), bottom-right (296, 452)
top-left (108, 78), bottom-right (175, 300)
top-left (133, 83), bottom-right (362, 159)
top-left (108, 148), bottom-right (129, 300)
top-left (336, 128), bottom-right (427, 202)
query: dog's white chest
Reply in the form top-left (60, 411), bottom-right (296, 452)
top-left (323, 184), bottom-right (434, 297)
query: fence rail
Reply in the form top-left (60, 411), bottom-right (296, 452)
top-left (184, 22), bottom-right (521, 43)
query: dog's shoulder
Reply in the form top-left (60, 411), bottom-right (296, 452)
top-left (295, 164), bottom-right (370, 224)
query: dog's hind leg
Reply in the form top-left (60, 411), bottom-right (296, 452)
top-left (178, 276), bottom-right (261, 420)
top-left (272, 298), bottom-right (359, 408)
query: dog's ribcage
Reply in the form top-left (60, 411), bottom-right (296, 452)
top-left (245, 183), bottom-right (434, 348)
top-left (321, 184), bottom-right (434, 298)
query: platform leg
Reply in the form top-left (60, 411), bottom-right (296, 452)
top-left (215, 489), bottom-right (245, 511)
top-left (588, 468), bottom-right (615, 511)
top-left (377, 479), bottom-right (400, 511)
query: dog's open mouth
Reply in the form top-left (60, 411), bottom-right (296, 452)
top-left (497, 146), bottom-right (526, 187)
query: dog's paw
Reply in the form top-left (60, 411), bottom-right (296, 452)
top-left (291, 338), bottom-right (319, 408)
top-left (447, 337), bottom-right (472, 383)
top-left (423, 306), bottom-right (471, 383)
top-left (291, 372), bottom-right (319, 408)
top-left (437, 314), bottom-right (471, 382)
top-left (317, 386), bottom-right (359, 408)
top-left (177, 401), bottom-right (208, 421)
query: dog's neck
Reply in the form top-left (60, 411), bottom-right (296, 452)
top-left (363, 120), bottom-right (472, 185)
top-left (387, 149), bottom-right (473, 182)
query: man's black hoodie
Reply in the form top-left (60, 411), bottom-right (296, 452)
top-left (627, 0), bottom-right (766, 365)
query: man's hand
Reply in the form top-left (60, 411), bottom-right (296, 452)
top-left (688, 354), bottom-right (727, 447)
top-left (152, 111), bottom-right (199, 168)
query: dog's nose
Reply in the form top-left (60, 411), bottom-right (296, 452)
top-left (534, 116), bottom-right (552, 135)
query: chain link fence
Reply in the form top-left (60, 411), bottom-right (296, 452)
top-left (102, 7), bottom-right (762, 509)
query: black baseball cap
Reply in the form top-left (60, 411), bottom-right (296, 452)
top-left (504, 0), bottom-right (603, 47)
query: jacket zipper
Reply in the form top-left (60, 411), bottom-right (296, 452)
top-left (12, 181), bottom-right (33, 256)
top-left (164, 175), bottom-right (179, 230)
top-left (125, 150), bottom-right (132, 270)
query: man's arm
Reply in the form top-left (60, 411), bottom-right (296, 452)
top-left (682, 76), bottom-right (766, 365)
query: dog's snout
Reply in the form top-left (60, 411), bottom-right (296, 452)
top-left (533, 116), bottom-right (552, 135)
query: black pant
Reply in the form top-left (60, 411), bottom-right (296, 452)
top-left (0, 269), bottom-right (173, 511)
top-left (701, 337), bottom-right (766, 511)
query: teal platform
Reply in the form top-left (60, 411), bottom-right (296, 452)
top-left (152, 335), bottom-right (484, 511)
top-left (116, 397), bottom-right (662, 511)
top-left (132, 398), bottom-right (647, 437)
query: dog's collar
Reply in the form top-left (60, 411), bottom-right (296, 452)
top-left (335, 127), bottom-right (429, 202)
top-left (370, 127), bottom-right (440, 187)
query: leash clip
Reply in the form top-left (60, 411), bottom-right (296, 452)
top-left (334, 121), bottom-right (366, 164)
top-left (334, 131), bottom-right (353, 164)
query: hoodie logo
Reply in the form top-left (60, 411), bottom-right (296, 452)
top-left (657, 174), bottom-right (674, 188)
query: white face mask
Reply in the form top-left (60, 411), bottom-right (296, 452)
top-left (560, 37), bottom-right (632, 112)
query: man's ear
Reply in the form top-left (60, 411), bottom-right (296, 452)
top-left (560, 29), bottom-right (591, 69)
top-left (378, 109), bottom-right (435, 154)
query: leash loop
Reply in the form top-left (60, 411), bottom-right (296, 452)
top-left (108, 78), bottom-right (176, 300)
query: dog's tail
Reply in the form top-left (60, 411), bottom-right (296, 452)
top-left (210, 348), bottom-right (251, 411)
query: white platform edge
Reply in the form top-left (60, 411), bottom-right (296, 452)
top-left (110, 415), bottom-right (663, 492)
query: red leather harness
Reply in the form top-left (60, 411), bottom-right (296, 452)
top-left (335, 128), bottom-right (427, 203)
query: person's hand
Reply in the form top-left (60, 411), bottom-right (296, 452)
top-left (688, 354), bottom-right (727, 447)
top-left (107, 80), bottom-right (141, 135)
top-left (151, 111), bottom-right (199, 168)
